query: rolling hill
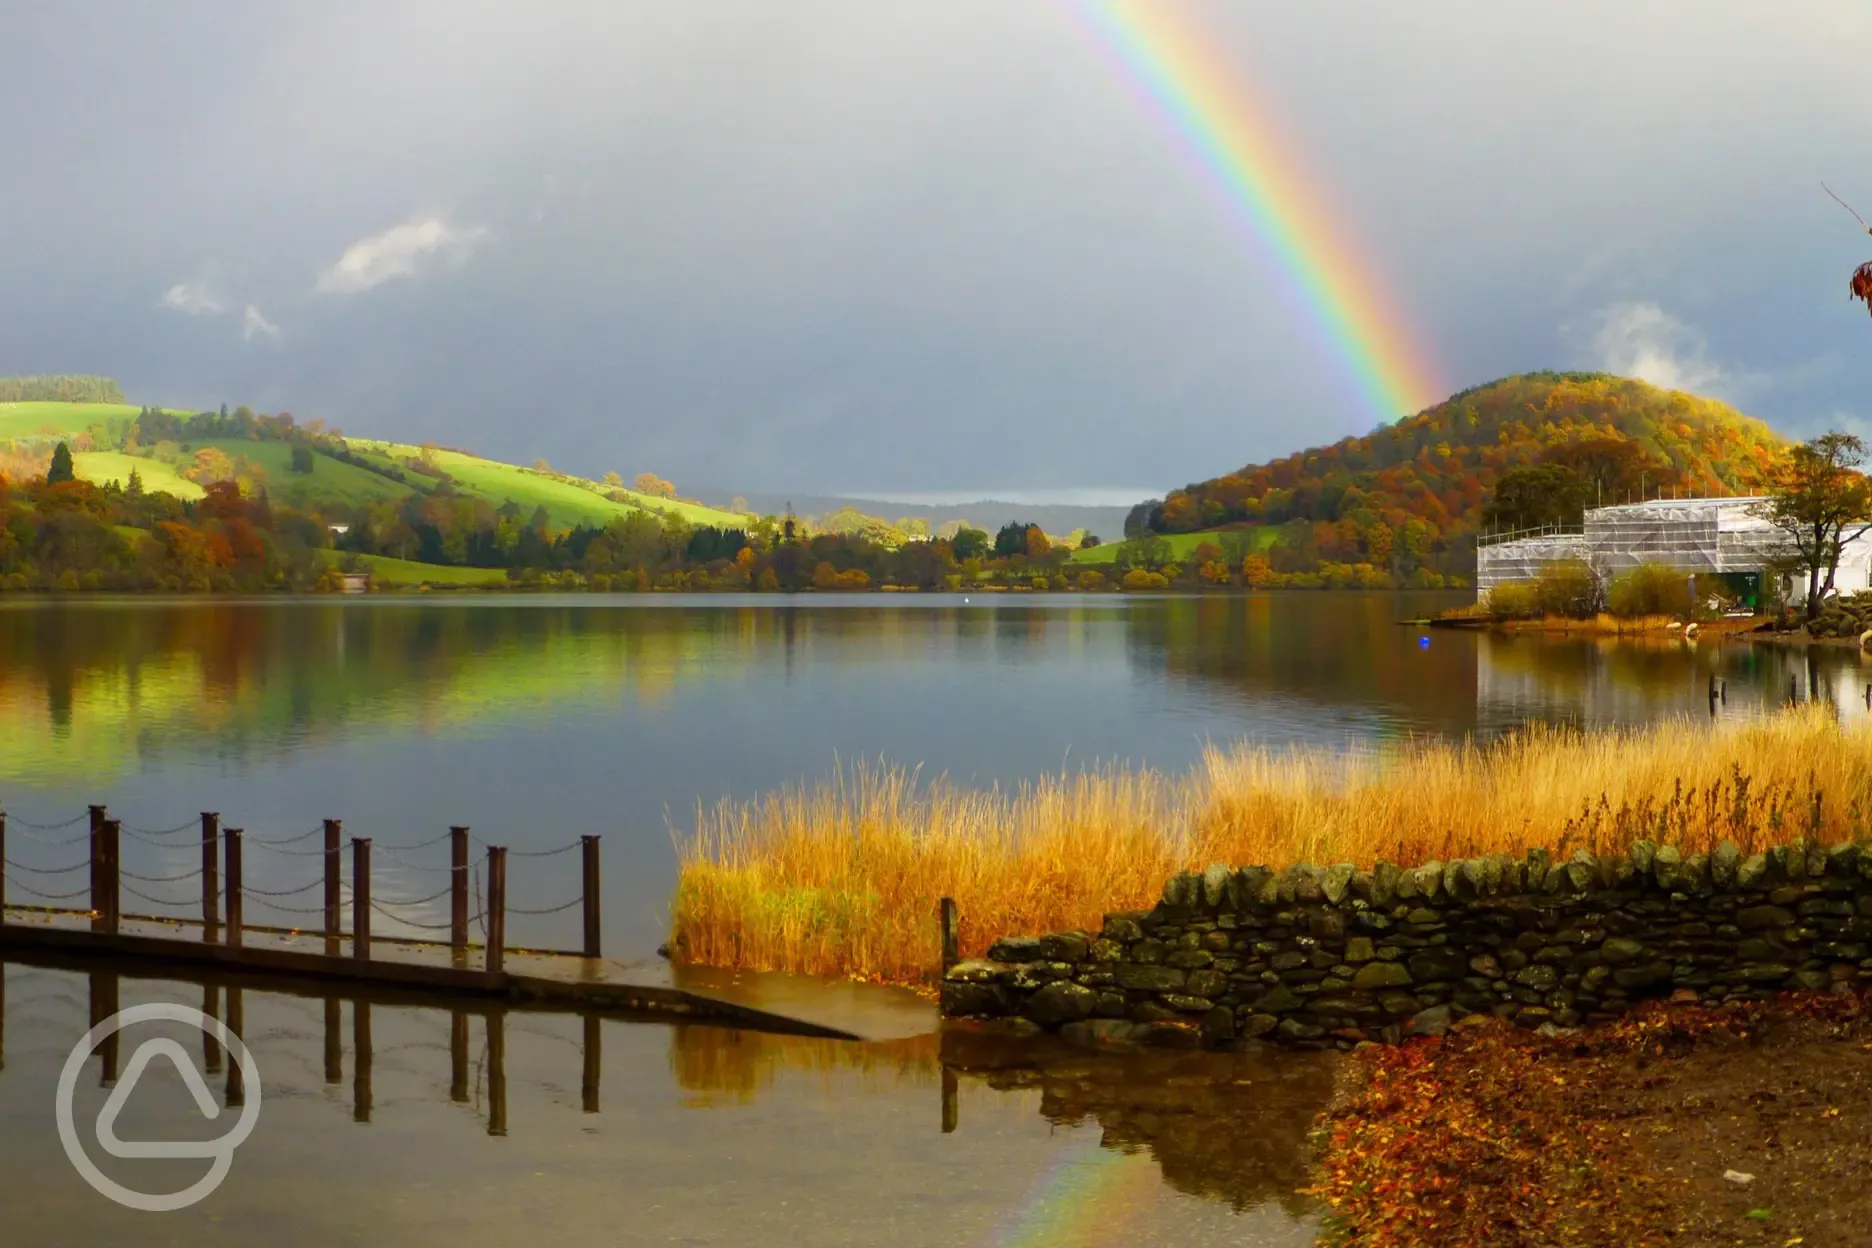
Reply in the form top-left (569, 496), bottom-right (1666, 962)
top-left (1133, 372), bottom-right (1788, 580)
top-left (0, 383), bottom-right (748, 533)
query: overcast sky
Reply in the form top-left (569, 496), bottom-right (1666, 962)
top-left (3, 1), bottom-right (1870, 503)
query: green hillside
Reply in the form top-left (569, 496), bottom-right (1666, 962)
top-left (317, 551), bottom-right (509, 586)
top-left (192, 439), bottom-right (415, 507)
top-left (72, 451), bottom-right (205, 499)
top-left (1067, 527), bottom-right (1277, 566)
top-left (354, 441), bottom-right (746, 529)
top-left (0, 402), bottom-right (146, 441)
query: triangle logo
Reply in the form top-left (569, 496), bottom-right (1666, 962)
top-left (95, 1037), bottom-right (226, 1160)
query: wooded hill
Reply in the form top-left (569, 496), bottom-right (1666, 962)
top-left (1139, 372), bottom-right (1788, 581)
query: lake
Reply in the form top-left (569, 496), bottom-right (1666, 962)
top-left (1, 591), bottom-right (1866, 1242)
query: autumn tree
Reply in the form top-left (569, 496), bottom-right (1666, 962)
top-left (46, 441), bottom-right (75, 484)
top-left (602, 471), bottom-right (624, 487)
top-left (1539, 437), bottom-right (1676, 507)
top-left (1481, 464), bottom-right (1590, 532)
top-left (186, 447), bottom-right (237, 485)
top-left (1753, 432), bottom-right (1872, 623)
top-left (634, 472), bottom-right (677, 499)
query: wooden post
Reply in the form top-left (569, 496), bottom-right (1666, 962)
top-left (200, 812), bottom-right (220, 939)
top-left (353, 838), bottom-right (372, 960)
top-left (487, 1010), bottom-right (508, 1137)
top-left (353, 999), bottom-right (372, 1124)
top-left (91, 971), bottom-right (121, 1085)
top-left (224, 828), bottom-right (244, 950)
top-left (0, 810), bottom-right (7, 930)
top-left (225, 987), bottom-right (245, 1106)
top-left (99, 820), bottom-right (121, 936)
top-left (941, 1066), bottom-right (959, 1134)
top-left (323, 999), bottom-right (342, 1085)
top-left (485, 847), bottom-right (507, 974)
top-left (581, 1013), bottom-right (601, 1114)
top-left (449, 1011), bottom-right (469, 1103)
top-left (451, 826), bottom-right (471, 953)
top-left (581, 835), bottom-right (602, 959)
top-left (201, 984), bottom-right (223, 1074)
top-left (323, 819), bottom-right (343, 956)
top-left (87, 805), bottom-right (106, 931)
top-left (940, 897), bottom-right (959, 972)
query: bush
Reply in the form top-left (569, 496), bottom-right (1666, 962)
top-left (1533, 559), bottom-right (1598, 618)
top-left (1484, 581), bottom-right (1539, 618)
top-left (1075, 570), bottom-right (1107, 592)
top-left (1606, 562), bottom-right (1692, 618)
top-left (1120, 569), bottom-right (1170, 591)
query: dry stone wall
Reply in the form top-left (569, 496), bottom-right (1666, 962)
top-left (939, 841), bottom-right (1872, 1051)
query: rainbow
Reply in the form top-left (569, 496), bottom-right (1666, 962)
top-left (1076, 1), bottom-right (1443, 424)
top-left (980, 1142), bottom-right (1161, 1246)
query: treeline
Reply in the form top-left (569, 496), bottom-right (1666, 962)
top-left (0, 375), bottom-right (125, 403)
top-left (0, 470), bottom-right (329, 593)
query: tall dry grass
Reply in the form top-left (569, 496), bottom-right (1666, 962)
top-left (670, 706), bottom-right (1872, 987)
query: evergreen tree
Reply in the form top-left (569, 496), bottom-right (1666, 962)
top-left (46, 442), bottom-right (75, 484)
top-left (126, 466), bottom-right (144, 499)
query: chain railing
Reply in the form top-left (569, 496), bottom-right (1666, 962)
top-left (0, 806), bottom-right (604, 970)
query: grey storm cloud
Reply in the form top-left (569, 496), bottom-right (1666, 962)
top-left (2, 0), bottom-right (1870, 502)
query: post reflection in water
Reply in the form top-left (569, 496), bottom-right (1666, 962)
top-left (4, 957), bottom-right (1348, 1228)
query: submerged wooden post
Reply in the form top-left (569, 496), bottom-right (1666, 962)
top-left (224, 828), bottom-right (244, 950)
top-left (88, 805), bottom-right (106, 931)
top-left (939, 897), bottom-right (959, 972)
top-left (91, 971), bottom-right (121, 1085)
top-left (581, 1013), bottom-right (601, 1114)
top-left (451, 826), bottom-right (471, 953)
top-left (201, 983), bottom-right (223, 1075)
top-left (941, 1066), bottom-right (959, 1134)
top-left (449, 1011), bottom-right (469, 1103)
top-left (99, 820), bottom-right (121, 936)
top-left (225, 987), bottom-right (245, 1106)
top-left (0, 811), bottom-right (8, 929)
top-left (353, 999), bottom-right (373, 1124)
top-left (200, 812), bottom-right (220, 938)
top-left (581, 835), bottom-right (602, 959)
top-left (324, 999), bottom-right (342, 1085)
top-left (487, 1010), bottom-right (508, 1137)
top-left (353, 838), bottom-right (372, 960)
top-left (324, 819), bottom-right (343, 956)
top-left (486, 847), bottom-right (507, 975)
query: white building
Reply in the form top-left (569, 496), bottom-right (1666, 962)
top-left (1476, 497), bottom-right (1872, 609)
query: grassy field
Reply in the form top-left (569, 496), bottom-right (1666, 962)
top-left (355, 441), bottom-right (747, 530)
top-left (72, 451), bottom-right (205, 499)
top-left (669, 705), bottom-right (1872, 986)
top-left (1068, 527), bottom-right (1279, 565)
top-left (190, 440), bottom-right (414, 507)
top-left (0, 402), bottom-right (147, 441)
top-left (318, 551), bottom-right (509, 586)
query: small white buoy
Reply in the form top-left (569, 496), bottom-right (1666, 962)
top-left (963, 596), bottom-right (970, 603)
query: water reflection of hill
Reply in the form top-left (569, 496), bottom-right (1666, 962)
top-left (0, 598), bottom-right (1138, 782)
top-left (1127, 591), bottom-right (1482, 738)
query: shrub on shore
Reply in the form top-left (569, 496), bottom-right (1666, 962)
top-left (670, 706), bottom-right (1872, 986)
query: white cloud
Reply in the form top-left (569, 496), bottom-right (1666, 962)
top-left (160, 279), bottom-right (225, 315)
top-left (315, 217), bottom-right (488, 295)
top-left (1588, 301), bottom-right (1732, 398)
top-left (242, 304), bottom-right (280, 342)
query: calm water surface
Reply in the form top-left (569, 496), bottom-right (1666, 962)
top-left (2, 592), bottom-right (1866, 1242)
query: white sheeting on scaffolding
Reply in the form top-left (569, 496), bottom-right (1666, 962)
top-left (1477, 497), bottom-right (1872, 599)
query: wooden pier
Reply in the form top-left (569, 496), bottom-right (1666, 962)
top-left (0, 806), bottom-right (857, 1041)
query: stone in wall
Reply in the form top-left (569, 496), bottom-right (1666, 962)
top-left (937, 838), bottom-right (1872, 1052)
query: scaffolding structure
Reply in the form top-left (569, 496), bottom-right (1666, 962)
top-left (1477, 497), bottom-right (1872, 603)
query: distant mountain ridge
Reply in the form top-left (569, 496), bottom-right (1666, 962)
top-left (699, 491), bottom-right (1132, 544)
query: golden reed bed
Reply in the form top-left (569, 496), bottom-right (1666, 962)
top-left (669, 706), bottom-right (1872, 987)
